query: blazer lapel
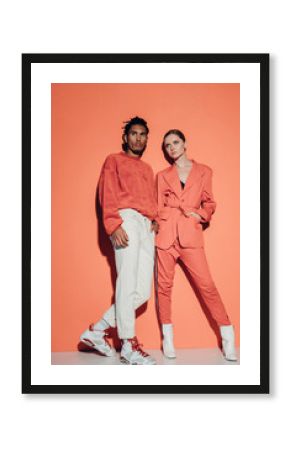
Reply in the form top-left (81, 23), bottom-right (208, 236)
top-left (182, 160), bottom-right (200, 194)
top-left (163, 165), bottom-right (182, 197)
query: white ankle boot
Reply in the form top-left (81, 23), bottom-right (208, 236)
top-left (162, 324), bottom-right (176, 359)
top-left (220, 325), bottom-right (238, 361)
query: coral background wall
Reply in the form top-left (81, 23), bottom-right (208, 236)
top-left (51, 83), bottom-right (240, 351)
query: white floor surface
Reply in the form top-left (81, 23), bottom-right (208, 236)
top-left (52, 348), bottom-right (240, 365)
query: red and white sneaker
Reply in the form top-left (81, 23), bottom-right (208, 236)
top-left (79, 324), bottom-right (116, 357)
top-left (120, 337), bottom-right (156, 365)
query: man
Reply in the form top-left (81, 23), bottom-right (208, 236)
top-left (79, 117), bottom-right (158, 365)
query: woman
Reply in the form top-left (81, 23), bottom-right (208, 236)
top-left (155, 129), bottom-right (237, 361)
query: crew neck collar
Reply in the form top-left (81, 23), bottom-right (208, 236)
top-left (119, 151), bottom-right (142, 161)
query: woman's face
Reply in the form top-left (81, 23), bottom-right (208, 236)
top-left (163, 133), bottom-right (186, 160)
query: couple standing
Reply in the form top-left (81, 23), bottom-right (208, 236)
top-left (79, 116), bottom-right (237, 365)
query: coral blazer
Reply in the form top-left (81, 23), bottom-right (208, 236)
top-left (155, 161), bottom-right (216, 250)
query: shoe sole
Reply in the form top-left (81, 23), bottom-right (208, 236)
top-left (223, 353), bottom-right (238, 362)
top-left (120, 356), bottom-right (156, 365)
top-left (120, 357), bottom-right (138, 365)
top-left (78, 339), bottom-right (115, 357)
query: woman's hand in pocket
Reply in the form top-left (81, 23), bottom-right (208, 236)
top-left (184, 211), bottom-right (202, 222)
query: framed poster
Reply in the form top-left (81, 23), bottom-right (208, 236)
top-left (22, 53), bottom-right (269, 394)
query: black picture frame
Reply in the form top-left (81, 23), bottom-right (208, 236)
top-left (22, 53), bottom-right (269, 394)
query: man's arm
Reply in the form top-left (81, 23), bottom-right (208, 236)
top-left (98, 156), bottom-right (123, 236)
top-left (146, 166), bottom-right (159, 233)
top-left (154, 173), bottom-right (164, 224)
top-left (151, 219), bottom-right (159, 233)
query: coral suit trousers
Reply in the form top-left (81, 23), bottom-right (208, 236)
top-left (156, 239), bottom-right (231, 326)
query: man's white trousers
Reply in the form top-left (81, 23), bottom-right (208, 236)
top-left (102, 209), bottom-right (155, 338)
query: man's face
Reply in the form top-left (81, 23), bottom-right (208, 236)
top-left (125, 124), bottom-right (148, 155)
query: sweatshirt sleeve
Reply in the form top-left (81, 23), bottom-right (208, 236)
top-left (154, 173), bottom-right (168, 224)
top-left (98, 156), bottom-right (123, 235)
top-left (148, 165), bottom-right (158, 221)
top-left (153, 173), bottom-right (160, 224)
top-left (195, 167), bottom-right (216, 223)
